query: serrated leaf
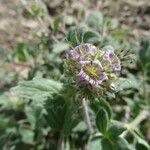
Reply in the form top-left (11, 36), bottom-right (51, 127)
top-left (11, 77), bottom-right (62, 105)
top-left (96, 108), bottom-right (109, 134)
top-left (45, 95), bottom-right (80, 134)
top-left (114, 75), bottom-right (140, 91)
top-left (44, 95), bottom-right (65, 131)
top-left (62, 100), bottom-right (80, 135)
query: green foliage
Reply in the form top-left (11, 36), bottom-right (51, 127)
top-left (87, 139), bottom-right (102, 150)
top-left (83, 31), bottom-right (101, 44)
top-left (90, 99), bottom-right (112, 119)
top-left (67, 25), bottom-right (87, 47)
top-left (106, 123), bottom-right (126, 138)
top-left (45, 95), bottom-right (80, 135)
top-left (11, 77), bottom-right (62, 105)
top-left (26, 2), bottom-right (46, 19)
top-left (87, 11), bottom-right (103, 30)
top-left (50, 16), bottom-right (63, 32)
top-left (19, 126), bottom-right (34, 144)
top-left (52, 43), bottom-right (69, 54)
top-left (111, 29), bottom-right (133, 38)
top-left (0, 1), bottom-right (149, 149)
top-left (101, 137), bottom-right (131, 150)
top-left (67, 25), bottom-right (101, 46)
top-left (139, 35), bottom-right (150, 71)
top-left (96, 108), bottom-right (109, 134)
top-left (16, 42), bottom-right (31, 62)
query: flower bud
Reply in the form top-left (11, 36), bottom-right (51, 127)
top-left (109, 83), bottom-right (117, 93)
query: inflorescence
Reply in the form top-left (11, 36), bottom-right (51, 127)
top-left (66, 43), bottom-right (121, 95)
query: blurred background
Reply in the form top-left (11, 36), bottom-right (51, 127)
top-left (0, 0), bottom-right (150, 149)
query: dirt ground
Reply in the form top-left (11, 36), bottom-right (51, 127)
top-left (0, 0), bottom-right (149, 54)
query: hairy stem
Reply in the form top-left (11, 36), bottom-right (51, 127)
top-left (57, 133), bottom-right (64, 150)
top-left (82, 97), bottom-right (93, 134)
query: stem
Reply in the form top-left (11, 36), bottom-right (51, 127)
top-left (82, 97), bottom-right (93, 134)
top-left (121, 110), bottom-right (150, 138)
top-left (124, 106), bottom-right (130, 123)
top-left (57, 133), bottom-right (64, 150)
top-left (37, 17), bottom-right (60, 44)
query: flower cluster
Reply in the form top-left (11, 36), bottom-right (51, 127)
top-left (66, 43), bottom-right (121, 94)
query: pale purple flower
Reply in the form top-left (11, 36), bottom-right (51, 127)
top-left (66, 43), bottom-right (121, 92)
top-left (76, 60), bottom-right (108, 88)
top-left (67, 43), bottom-right (96, 61)
top-left (68, 50), bottom-right (77, 58)
top-left (103, 50), bottom-right (121, 75)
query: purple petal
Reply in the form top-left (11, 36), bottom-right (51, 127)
top-left (76, 60), bottom-right (108, 88)
top-left (102, 50), bottom-right (121, 75)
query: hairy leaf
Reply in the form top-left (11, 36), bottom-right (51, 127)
top-left (11, 77), bottom-right (62, 106)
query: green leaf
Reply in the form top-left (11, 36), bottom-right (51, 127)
top-left (99, 99), bottom-right (112, 119)
top-left (73, 121), bottom-right (86, 132)
top-left (27, 2), bottom-right (46, 19)
top-left (139, 35), bottom-right (150, 71)
top-left (87, 11), bottom-right (103, 30)
top-left (96, 108), bottom-right (109, 134)
top-left (62, 100), bottom-right (80, 135)
top-left (52, 43), bottom-right (69, 54)
top-left (67, 25), bottom-right (87, 47)
top-left (44, 95), bottom-right (65, 131)
top-left (51, 16), bottom-right (63, 32)
top-left (114, 137), bottom-right (131, 150)
top-left (11, 77), bottom-right (62, 105)
top-left (101, 138), bottom-right (114, 150)
top-left (114, 75), bottom-right (141, 91)
top-left (132, 130), bottom-right (150, 150)
top-left (101, 137), bottom-right (131, 150)
top-left (105, 18), bottom-right (119, 30)
top-left (83, 31), bottom-right (101, 44)
top-left (111, 29), bottom-right (133, 38)
top-left (107, 123), bottom-right (127, 138)
top-left (19, 127), bottom-right (34, 144)
top-left (90, 99), bottom-right (112, 119)
top-left (0, 94), bottom-right (9, 105)
top-left (87, 138), bottom-right (102, 150)
top-left (45, 95), bottom-right (80, 134)
top-left (16, 42), bottom-right (28, 61)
